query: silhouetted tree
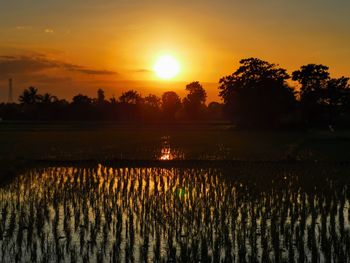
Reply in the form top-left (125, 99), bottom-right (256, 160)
top-left (325, 77), bottom-right (350, 125)
top-left (94, 89), bottom-right (110, 120)
top-left (19, 87), bottom-right (41, 104)
top-left (49, 99), bottom-right (69, 120)
top-left (39, 93), bottom-right (58, 104)
top-left (35, 93), bottom-right (59, 120)
top-left (118, 90), bottom-right (143, 121)
top-left (72, 94), bottom-right (93, 105)
top-left (70, 94), bottom-right (95, 120)
top-left (97, 89), bottom-right (106, 104)
top-left (0, 103), bottom-right (23, 120)
top-left (142, 94), bottom-right (162, 121)
top-left (6, 58), bottom-right (350, 125)
top-left (161, 91), bottom-right (181, 121)
top-left (183, 82), bottom-right (207, 119)
top-left (110, 96), bottom-right (117, 105)
top-left (144, 94), bottom-right (161, 109)
top-left (207, 102), bottom-right (224, 120)
top-left (119, 90), bottom-right (143, 104)
top-left (219, 58), bottom-right (296, 128)
top-left (292, 64), bottom-right (330, 125)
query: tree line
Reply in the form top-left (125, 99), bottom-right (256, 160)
top-left (1, 57), bottom-right (349, 128)
top-left (0, 82), bottom-right (222, 122)
top-left (219, 58), bottom-right (350, 128)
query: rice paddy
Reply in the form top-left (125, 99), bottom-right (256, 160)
top-left (0, 162), bottom-right (350, 262)
top-left (2, 123), bottom-right (350, 162)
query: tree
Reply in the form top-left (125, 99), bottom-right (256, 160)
top-left (70, 94), bottom-right (95, 120)
top-left (72, 94), bottom-right (93, 105)
top-left (39, 93), bottom-right (58, 104)
top-left (118, 90), bottom-right (143, 121)
top-left (292, 64), bottom-right (330, 125)
top-left (142, 94), bottom-right (162, 121)
top-left (207, 102), bottom-right (224, 120)
top-left (144, 94), bottom-right (161, 109)
top-left (119, 90), bottom-right (142, 104)
top-left (292, 64), bottom-right (330, 96)
top-left (325, 77), bottom-right (350, 125)
top-left (219, 58), bottom-right (296, 127)
top-left (110, 96), bottom-right (117, 105)
top-left (97, 89), bottom-right (106, 104)
top-left (19, 87), bottom-right (41, 104)
top-left (183, 82), bottom-right (207, 119)
top-left (161, 91), bottom-right (181, 120)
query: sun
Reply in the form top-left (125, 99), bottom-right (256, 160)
top-left (153, 55), bottom-right (180, 80)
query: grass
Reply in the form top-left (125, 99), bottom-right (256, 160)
top-left (1, 122), bottom-right (350, 164)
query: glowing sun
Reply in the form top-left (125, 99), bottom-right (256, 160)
top-left (153, 55), bottom-right (180, 80)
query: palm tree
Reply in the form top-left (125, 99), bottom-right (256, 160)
top-left (19, 87), bottom-right (41, 104)
top-left (40, 93), bottom-right (58, 104)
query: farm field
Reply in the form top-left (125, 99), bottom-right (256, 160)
top-left (1, 122), bottom-right (350, 163)
top-left (0, 163), bottom-right (350, 262)
top-left (1, 123), bottom-right (350, 261)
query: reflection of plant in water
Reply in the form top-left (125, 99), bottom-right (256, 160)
top-left (160, 146), bottom-right (172, 160)
top-left (0, 164), bottom-right (349, 261)
top-left (158, 136), bottom-right (185, 160)
top-left (160, 136), bottom-right (172, 161)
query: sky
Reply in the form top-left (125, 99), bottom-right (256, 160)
top-left (0, 0), bottom-right (349, 102)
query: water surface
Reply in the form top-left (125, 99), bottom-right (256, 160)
top-left (0, 163), bottom-right (349, 262)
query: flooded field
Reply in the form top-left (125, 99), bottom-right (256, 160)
top-left (3, 123), bottom-right (350, 162)
top-left (0, 163), bottom-right (350, 262)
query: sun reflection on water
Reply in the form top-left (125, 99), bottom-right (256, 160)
top-left (157, 136), bottom-right (185, 160)
top-left (160, 146), bottom-right (172, 160)
top-left (160, 136), bottom-right (173, 160)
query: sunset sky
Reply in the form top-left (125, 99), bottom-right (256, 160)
top-left (0, 0), bottom-right (349, 102)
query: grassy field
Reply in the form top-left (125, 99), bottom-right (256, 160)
top-left (1, 122), bottom-right (350, 164)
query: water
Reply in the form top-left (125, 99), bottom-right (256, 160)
top-left (0, 163), bottom-right (350, 262)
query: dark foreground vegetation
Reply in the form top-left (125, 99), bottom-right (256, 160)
top-left (1, 163), bottom-right (350, 262)
top-left (1, 58), bottom-right (350, 128)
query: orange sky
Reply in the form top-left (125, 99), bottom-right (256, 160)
top-left (0, 0), bottom-right (349, 102)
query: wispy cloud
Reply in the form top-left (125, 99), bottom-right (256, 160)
top-left (15, 26), bottom-right (32, 30)
top-left (44, 28), bottom-right (54, 34)
top-left (131, 69), bottom-right (152, 73)
top-left (0, 55), bottom-right (118, 76)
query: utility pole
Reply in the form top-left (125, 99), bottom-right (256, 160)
top-left (8, 78), bottom-right (13, 103)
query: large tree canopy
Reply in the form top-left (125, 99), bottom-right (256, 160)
top-left (291, 64), bottom-right (346, 125)
top-left (119, 90), bottom-right (142, 104)
top-left (292, 64), bottom-right (330, 96)
top-left (161, 91), bottom-right (181, 120)
top-left (219, 58), bottom-right (296, 127)
top-left (183, 81), bottom-right (207, 119)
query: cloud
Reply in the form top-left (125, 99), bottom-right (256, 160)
top-left (0, 55), bottom-right (118, 76)
top-left (0, 55), bottom-right (16, 59)
top-left (44, 28), bottom-right (54, 34)
top-left (63, 64), bottom-right (117, 75)
top-left (15, 26), bottom-right (32, 30)
top-left (0, 56), bottom-right (54, 74)
top-left (30, 74), bottom-right (72, 84)
top-left (132, 69), bottom-right (152, 73)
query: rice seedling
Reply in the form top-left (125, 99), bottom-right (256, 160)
top-left (0, 163), bottom-right (349, 261)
